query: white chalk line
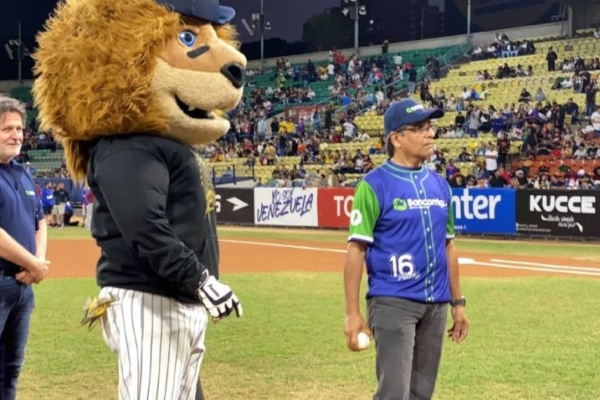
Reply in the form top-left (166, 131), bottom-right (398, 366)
top-left (490, 259), bottom-right (600, 272)
top-left (220, 240), bottom-right (600, 277)
top-left (220, 239), bottom-right (346, 253)
top-left (468, 261), bottom-right (600, 277)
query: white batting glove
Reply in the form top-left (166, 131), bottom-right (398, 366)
top-left (196, 270), bottom-right (242, 322)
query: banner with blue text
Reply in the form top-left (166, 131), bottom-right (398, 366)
top-left (451, 188), bottom-right (516, 235)
top-left (253, 187), bottom-right (319, 227)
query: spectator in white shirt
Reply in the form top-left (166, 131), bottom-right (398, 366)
top-left (484, 143), bottom-right (498, 175)
top-left (342, 121), bottom-right (356, 141)
top-left (327, 63), bottom-right (335, 78)
top-left (573, 145), bottom-right (587, 160)
top-left (591, 108), bottom-right (600, 138)
top-left (353, 132), bottom-right (370, 142)
top-left (393, 54), bottom-right (403, 66)
top-left (460, 88), bottom-right (471, 100)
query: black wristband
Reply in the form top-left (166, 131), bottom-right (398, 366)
top-left (450, 298), bottom-right (466, 307)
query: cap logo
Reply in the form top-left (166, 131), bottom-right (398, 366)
top-left (406, 105), bottom-right (424, 113)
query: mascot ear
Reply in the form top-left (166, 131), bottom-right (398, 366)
top-left (61, 138), bottom-right (91, 183)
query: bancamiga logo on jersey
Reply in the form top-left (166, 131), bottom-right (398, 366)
top-left (393, 197), bottom-right (447, 211)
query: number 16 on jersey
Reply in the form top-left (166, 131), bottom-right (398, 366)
top-left (388, 253), bottom-right (418, 281)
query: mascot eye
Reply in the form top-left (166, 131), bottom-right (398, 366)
top-left (179, 30), bottom-right (197, 47)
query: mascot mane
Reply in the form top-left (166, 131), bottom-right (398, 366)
top-left (32, 0), bottom-right (240, 181)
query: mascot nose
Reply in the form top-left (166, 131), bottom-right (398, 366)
top-left (221, 62), bottom-right (245, 89)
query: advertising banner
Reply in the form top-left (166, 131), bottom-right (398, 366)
top-left (253, 187), bottom-right (319, 227)
top-left (317, 187), bottom-right (516, 235)
top-left (215, 188), bottom-right (254, 224)
top-left (317, 188), bottom-right (354, 228)
top-left (283, 105), bottom-right (322, 122)
top-left (451, 188), bottom-right (516, 235)
top-left (515, 190), bottom-right (600, 237)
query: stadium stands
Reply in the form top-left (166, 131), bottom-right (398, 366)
top-left (9, 29), bottom-right (600, 191)
top-left (355, 37), bottom-right (600, 131)
top-left (241, 44), bottom-right (460, 115)
top-left (342, 34), bottom-right (600, 189)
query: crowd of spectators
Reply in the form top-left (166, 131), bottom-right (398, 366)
top-left (241, 38), bottom-right (600, 190)
top-left (228, 46), bottom-right (426, 146)
top-left (421, 93), bottom-right (600, 191)
top-left (428, 114), bottom-right (600, 190)
top-left (14, 37), bottom-right (449, 183)
top-left (11, 126), bottom-right (69, 179)
top-left (470, 33), bottom-right (536, 60)
top-left (204, 123), bottom-right (385, 188)
top-left (12, 32), bottom-right (600, 192)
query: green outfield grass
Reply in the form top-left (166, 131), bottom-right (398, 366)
top-left (17, 272), bottom-right (600, 400)
top-left (25, 227), bottom-right (600, 399)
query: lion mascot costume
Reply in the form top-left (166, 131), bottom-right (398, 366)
top-left (31, 0), bottom-right (246, 398)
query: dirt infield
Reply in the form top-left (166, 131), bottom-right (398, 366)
top-left (46, 236), bottom-right (600, 280)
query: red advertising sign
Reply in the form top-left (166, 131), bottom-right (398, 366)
top-left (317, 188), bottom-right (355, 228)
top-left (284, 105), bottom-right (323, 122)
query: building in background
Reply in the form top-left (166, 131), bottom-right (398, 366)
top-left (444, 0), bottom-right (561, 36)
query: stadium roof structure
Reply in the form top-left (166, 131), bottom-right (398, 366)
top-left (563, 0), bottom-right (600, 34)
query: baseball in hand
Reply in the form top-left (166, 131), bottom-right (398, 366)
top-left (357, 332), bottom-right (370, 350)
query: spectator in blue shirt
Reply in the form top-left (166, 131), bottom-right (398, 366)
top-left (41, 181), bottom-right (55, 226)
top-left (0, 96), bottom-right (50, 400)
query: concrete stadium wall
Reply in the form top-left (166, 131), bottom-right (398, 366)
top-left (246, 20), bottom-right (570, 69)
top-left (566, 0), bottom-right (600, 35)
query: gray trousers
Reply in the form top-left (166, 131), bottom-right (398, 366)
top-left (367, 296), bottom-right (448, 400)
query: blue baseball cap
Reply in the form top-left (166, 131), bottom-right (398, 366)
top-left (383, 99), bottom-right (444, 137)
top-left (156, 0), bottom-right (236, 25)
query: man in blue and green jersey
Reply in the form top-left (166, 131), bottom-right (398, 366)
top-left (343, 99), bottom-right (470, 400)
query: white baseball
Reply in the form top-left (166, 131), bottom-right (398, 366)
top-left (357, 332), bottom-right (370, 350)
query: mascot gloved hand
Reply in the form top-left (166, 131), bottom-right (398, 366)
top-left (197, 270), bottom-right (242, 322)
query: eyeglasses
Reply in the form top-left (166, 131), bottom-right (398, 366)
top-left (394, 124), bottom-right (434, 135)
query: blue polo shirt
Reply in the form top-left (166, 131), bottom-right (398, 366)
top-left (0, 160), bottom-right (44, 275)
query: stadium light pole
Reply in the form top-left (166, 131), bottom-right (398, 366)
top-left (17, 20), bottom-right (21, 83)
top-left (4, 20), bottom-right (29, 84)
top-left (342, 0), bottom-right (367, 55)
top-left (241, 0), bottom-right (271, 64)
top-left (467, 0), bottom-right (472, 44)
top-left (259, 0), bottom-right (265, 63)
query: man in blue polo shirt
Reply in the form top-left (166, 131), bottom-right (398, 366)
top-left (0, 96), bottom-right (50, 400)
top-left (343, 99), bottom-right (469, 400)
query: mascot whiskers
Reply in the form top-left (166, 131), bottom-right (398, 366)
top-left (32, 0), bottom-right (246, 398)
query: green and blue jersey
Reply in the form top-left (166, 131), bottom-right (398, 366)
top-left (348, 160), bottom-right (455, 303)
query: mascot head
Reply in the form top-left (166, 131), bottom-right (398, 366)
top-left (32, 0), bottom-right (247, 181)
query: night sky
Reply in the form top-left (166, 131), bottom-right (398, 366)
top-left (0, 0), bottom-right (555, 80)
top-left (0, 0), bottom-right (350, 79)
top-left (0, 0), bottom-right (342, 44)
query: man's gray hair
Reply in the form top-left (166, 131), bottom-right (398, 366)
top-left (0, 96), bottom-right (27, 125)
